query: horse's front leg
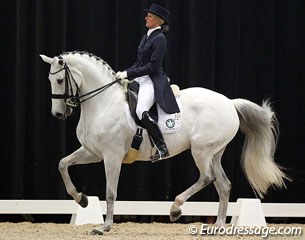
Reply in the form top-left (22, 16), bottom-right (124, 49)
top-left (91, 155), bottom-right (123, 235)
top-left (58, 146), bottom-right (101, 207)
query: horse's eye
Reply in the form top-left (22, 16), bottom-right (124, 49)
top-left (57, 79), bottom-right (64, 84)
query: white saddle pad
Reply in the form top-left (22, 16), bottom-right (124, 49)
top-left (125, 98), bottom-right (182, 134)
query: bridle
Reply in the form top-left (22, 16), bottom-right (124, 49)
top-left (49, 55), bottom-right (121, 108)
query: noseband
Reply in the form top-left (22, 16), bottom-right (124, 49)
top-left (49, 55), bottom-right (121, 108)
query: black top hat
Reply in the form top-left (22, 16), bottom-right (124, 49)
top-left (145, 3), bottom-right (170, 24)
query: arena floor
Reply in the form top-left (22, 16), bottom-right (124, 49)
top-left (0, 222), bottom-right (304, 240)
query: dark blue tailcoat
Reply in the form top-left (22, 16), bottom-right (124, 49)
top-left (126, 29), bottom-right (180, 114)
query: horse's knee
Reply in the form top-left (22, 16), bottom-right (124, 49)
top-left (58, 159), bottom-right (67, 172)
top-left (199, 174), bottom-right (216, 186)
top-left (210, 175), bottom-right (216, 183)
top-left (224, 182), bottom-right (232, 194)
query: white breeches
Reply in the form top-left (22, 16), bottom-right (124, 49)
top-left (134, 75), bottom-right (155, 120)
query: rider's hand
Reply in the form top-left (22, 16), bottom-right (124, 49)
top-left (116, 71), bottom-right (128, 80)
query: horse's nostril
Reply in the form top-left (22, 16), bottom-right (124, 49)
top-left (55, 112), bottom-right (64, 118)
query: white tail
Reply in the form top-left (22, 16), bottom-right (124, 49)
top-left (233, 99), bottom-right (289, 198)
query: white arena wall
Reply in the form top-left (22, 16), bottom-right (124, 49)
top-left (0, 197), bottom-right (304, 226)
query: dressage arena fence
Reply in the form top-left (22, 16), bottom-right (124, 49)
top-left (1, 197), bottom-right (305, 226)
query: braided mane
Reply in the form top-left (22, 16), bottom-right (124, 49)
top-left (61, 51), bottom-right (116, 76)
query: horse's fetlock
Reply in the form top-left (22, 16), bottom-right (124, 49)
top-left (106, 193), bottom-right (117, 203)
top-left (174, 196), bottom-right (184, 206)
top-left (67, 187), bottom-right (77, 197)
top-left (103, 222), bottom-right (113, 232)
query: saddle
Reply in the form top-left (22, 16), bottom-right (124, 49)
top-left (123, 81), bottom-right (181, 164)
top-left (126, 81), bottom-right (158, 127)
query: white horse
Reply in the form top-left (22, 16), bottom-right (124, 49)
top-left (40, 51), bottom-right (288, 235)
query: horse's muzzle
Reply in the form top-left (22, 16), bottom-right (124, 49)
top-left (53, 106), bottom-right (73, 120)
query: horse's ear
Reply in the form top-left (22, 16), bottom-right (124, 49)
top-left (40, 54), bottom-right (53, 64)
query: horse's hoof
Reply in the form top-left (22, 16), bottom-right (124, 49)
top-left (79, 194), bottom-right (88, 208)
top-left (90, 229), bottom-right (104, 235)
top-left (170, 210), bottom-right (182, 222)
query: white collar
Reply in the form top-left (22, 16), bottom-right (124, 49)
top-left (147, 26), bottom-right (161, 37)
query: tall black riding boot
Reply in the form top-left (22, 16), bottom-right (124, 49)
top-left (141, 111), bottom-right (169, 161)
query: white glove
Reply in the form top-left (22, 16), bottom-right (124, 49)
top-left (116, 71), bottom-right (128, 80)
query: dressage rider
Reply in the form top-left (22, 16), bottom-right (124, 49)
top-left (116, 3), bottom-right (180, 161)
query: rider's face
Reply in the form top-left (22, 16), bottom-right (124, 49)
top-left (145, 13), bottom-right (162, 29)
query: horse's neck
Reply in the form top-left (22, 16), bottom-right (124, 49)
top-left (80, 84), bottom-right (124, 117)
top-left (64, 55), bottom-right (126, 124)
top-left (77, 67), bottom-right (125, 120)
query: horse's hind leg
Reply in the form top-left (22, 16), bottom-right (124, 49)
top-left (170, 149), bottom-right (216, 222)
top-left (212, 148), bottom-right (231, 227)
top-left (58, 146), bottom-right (101, 207)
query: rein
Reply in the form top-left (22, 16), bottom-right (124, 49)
top-left (49, 56), bottom-right (121, 107)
